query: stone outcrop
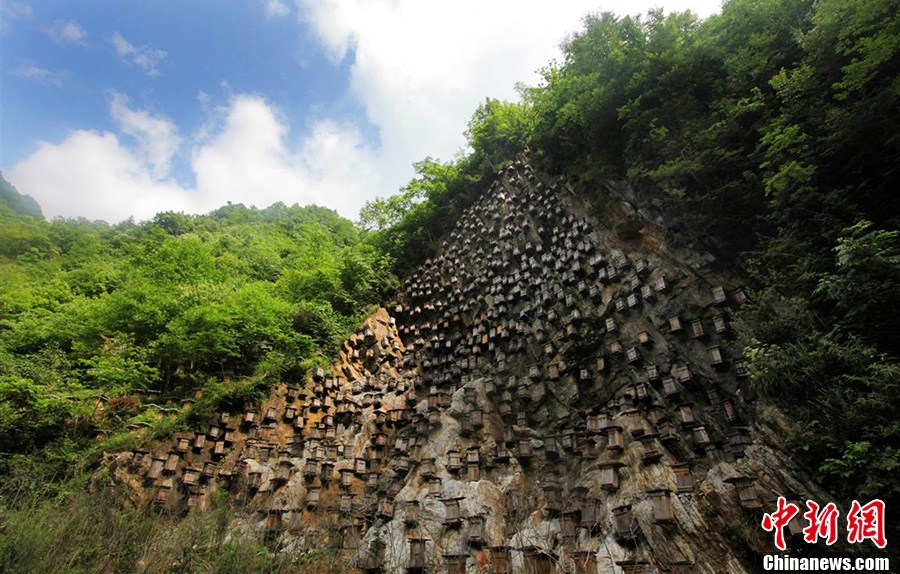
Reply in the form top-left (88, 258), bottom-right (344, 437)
top-left (112, 159), bottom-right (839, 573)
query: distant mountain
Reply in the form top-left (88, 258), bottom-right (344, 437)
top-left (0, 172), bottom-right (43, 218)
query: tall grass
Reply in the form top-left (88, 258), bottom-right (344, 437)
top-left (0, 485), bottom-right (349, 574)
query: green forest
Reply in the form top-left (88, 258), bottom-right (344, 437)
top-left (0, 184), bottom-right (395, 489)
top-left (1, 0), bottom-right (898, 571)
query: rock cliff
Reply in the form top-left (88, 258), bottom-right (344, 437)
top-left (112, 159), bottom-right (839, 573)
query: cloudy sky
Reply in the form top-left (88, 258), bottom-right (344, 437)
top-left (1, 0), bottom-right (722, 223)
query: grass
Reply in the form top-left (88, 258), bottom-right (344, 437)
top-left (0, 484), bottom-right (350, 574)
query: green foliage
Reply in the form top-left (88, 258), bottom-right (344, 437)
top-left (465, 95), bottom-right (535, 172)
top-left (360, 157), bottom-right (490, 276)
top-left (814, 221), bottom-right (900, 350)
top-left (0, 172), bottom-right (42, 218)
top-left (0, 201), bottom-right (394, 493)
top-left (363, 0), bottom-right (899, 524)
top-left (737, 221), bottom-right (900, 518)
top-left (0, 487), bottom-right (350, 574)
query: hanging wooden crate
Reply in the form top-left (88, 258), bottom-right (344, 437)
top-left (662, 377), bottom-right (679, 397)
top-left (201, 460), bottom-right (217, 479)
top-left (708, 346), bottom-right (724, 366)
top-left (690, 319), bottom-right (705, 339)
top-left (182, 466), bottom-right (201, 487)
top-left (648, 489), bottom-right (676, 523)
top-left (247, 470), bottom-right (263, 491)
top-left (467, 515), bottom-right (486, 546)
top-left (164, 452), bottom-right (179, 473)
top-left (377, 499), bottom-right (394, 520)
top-left (147, 457), bottom-right (165, 480)
top-left (193, 433), bottom-right (206, 450)
top-left (305, 486), bottom-right (320, 509)
top-left (447, 449), bottom-right (463, 473)
top-left (403, 500), bottom-right (420, 526)
top-left (340, 522), bottom-right (360, 549)
top-left (543, 484), bottom-right (562, 514)
top-left (612, 504), bottom-right (638, 540)
top-left (524, 548), bottom-right (556, 574)
top-left (669, 315), bottom-right (683, 332)
top-left (581, 498), bottom-right (600, 530)
top-left (712, 285), bottom-right (727, 305)
top-left (626, 347), bottom-right (640, 364)
top-left (152, 487), bottom-right (172, 507)
top-left (599, 462), bottom-right (621, 491)
top-left (605, 317), bottom-right (617, 333)
top-left (445, 553), bottom-right (467, 574)
top-left (517, 439), bottom-right (533, 460)
top-left (726, 476), bottom-right (761, 510)
top-left (675, 364), bottom-right (693, 383)
top-left (131, 450), bottom-right (149, 469)
top-left (492, 546), bottom-right (511, 574)
top-left (443, 497), bottom-right (462, 526)
top-left (606, 426), bottom-right (624, 451)
top-left (672, 463), bottom-right (694, 493)
top-left (640, 435), bottom-right (663, 462)
top-left (275, 461), bottom-right (293, 483)
top-left (408, 538), bottom-right (427, 570)
top-left (207, 424), bottom-right (222, 440)
top-left (517, 411), bottom-right (528, 427)
top-left (692, 425), bottom-right (711, 447)
top-left (679, 405), bottom-right (695, 426)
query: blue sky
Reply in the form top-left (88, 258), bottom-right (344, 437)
top-left (1, 0), bottom-right (721, 223)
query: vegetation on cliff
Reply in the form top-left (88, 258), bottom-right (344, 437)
top-left (0, 0), bottom-right (897, 569)
top-left (0, 201), bottom-right (395, 497)
top-left (362, 0), bottom-right (899, 519)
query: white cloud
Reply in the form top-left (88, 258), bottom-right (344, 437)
top-left (9, 2), bottom-right (724, 223)
top-left (110, 93), bottom-right (182, 179)
top-left (108, 32), bottom-right (167, 76)
top-left (47, 19), bottom-right (87, 45)
top-left (295, 0), bottom-right (724, 214)
top-left (12, 60), bottom-right (67, 87)
top-left (1, 1), bottom-right (31, 19)
top-left (8, 130), bottom-right (190, 223)
top-left (9, 94), bottom-right (381, 222)
top-left (1, 1), bottom-right (32, 33)
top-left (263, 0), bottom-right (290, 18)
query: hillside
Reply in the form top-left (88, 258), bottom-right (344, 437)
top-left (104, 159), bottom-right (853, 574)
top-left (0, 0), bottom-right (897, 572)
top-left (0, 201), bottom-right (394, 496)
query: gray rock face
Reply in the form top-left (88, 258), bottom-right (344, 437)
top-left (113, 160), bottom-right (841, 573)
